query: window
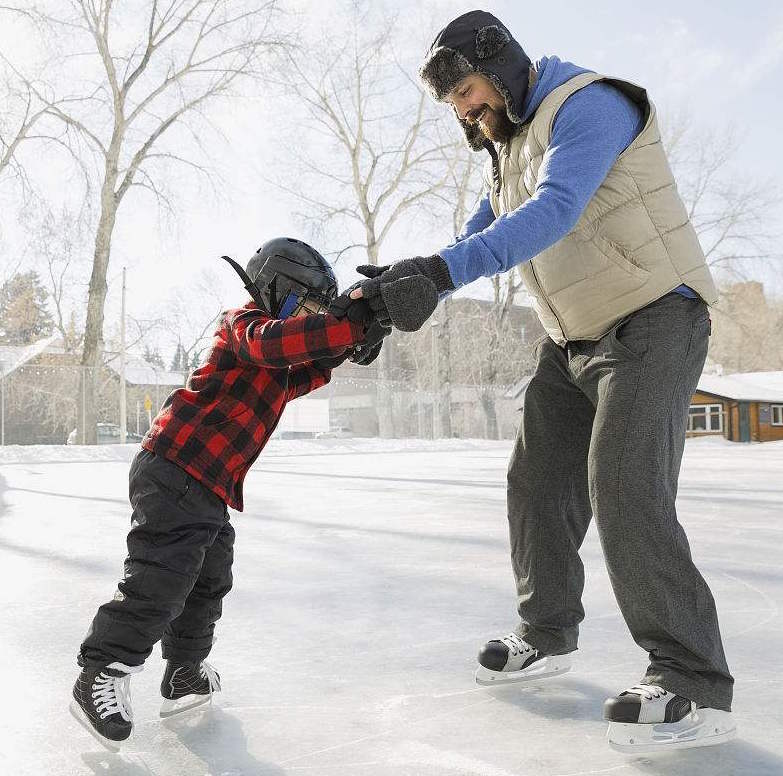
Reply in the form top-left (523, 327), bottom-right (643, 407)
top-left (772, 405), bottom-right (783, 427)
top-left (688, 404), bottom-right (723, 433)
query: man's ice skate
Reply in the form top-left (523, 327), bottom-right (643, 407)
top-left (474, 633), bottom-right (571, 685)
top-left (160, 659), bottom-right (221, 718)
top-left (603, 683), bottom-right (736, 754)
top-left (69, 663), bottom-right (141, 752)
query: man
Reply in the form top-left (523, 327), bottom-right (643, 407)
top-left (351, 10), bottom-right (735, 754)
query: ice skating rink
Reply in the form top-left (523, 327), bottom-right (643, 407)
top-left (1, 437), bottom-right (781, 776)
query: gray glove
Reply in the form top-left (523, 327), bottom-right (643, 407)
top-left (356, 256), bottom-right (451, 332)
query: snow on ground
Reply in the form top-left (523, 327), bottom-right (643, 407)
top-left (0, 437), bottom-right (781, 776)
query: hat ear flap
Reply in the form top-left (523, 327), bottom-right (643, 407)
top-left (475, 25), bottom-right (510, 60)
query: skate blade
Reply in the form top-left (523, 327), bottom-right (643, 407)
top-left (607, 708), bottom-right (737, 755)
top-left (474, 654), bottom-right (572, 686)
top-left (159, 692), bottom-right (213, 718)
top-left (69, 700), bottom-right (125, 752)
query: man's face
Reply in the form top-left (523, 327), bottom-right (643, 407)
top-left (446, 74), bottom-right (515, 143)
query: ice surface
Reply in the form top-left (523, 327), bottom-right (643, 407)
top-left (1, 437), bottom-right (781, 775)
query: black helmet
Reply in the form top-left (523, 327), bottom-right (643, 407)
top-left (221, 237), bottom-right (338, 317)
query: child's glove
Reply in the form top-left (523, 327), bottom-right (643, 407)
top-left (328, 289), bottom-right (374, 325)
top-left (350, 319), bottom-right (391, 366)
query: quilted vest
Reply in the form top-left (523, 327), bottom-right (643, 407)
top-left (484, 72), bottom-right (718, 345)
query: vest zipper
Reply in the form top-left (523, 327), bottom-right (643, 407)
top-left (527, 259), bottom-right (567, 342)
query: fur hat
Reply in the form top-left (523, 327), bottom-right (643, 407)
top-left (419, 10), bottom-right (531, 151)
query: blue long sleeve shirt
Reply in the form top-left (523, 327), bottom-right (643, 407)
top-left (439, 56), bottom-right (695, 298)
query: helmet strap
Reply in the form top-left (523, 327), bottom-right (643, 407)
top-left (221, 255), bottom-right (269, 313)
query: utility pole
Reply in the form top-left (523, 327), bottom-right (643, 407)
top-left (431, 317), bottom-right (441, 439)
top-left (1, 362), bottom-right (5, 446)
top-left (119, 266), bottom-right (127, 443)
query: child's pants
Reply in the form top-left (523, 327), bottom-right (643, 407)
top-left (78, 449), bottom-right (234, 668)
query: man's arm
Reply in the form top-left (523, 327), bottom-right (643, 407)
top-left (453, 193), bottom-right (495, 243)
top-left (230, 310), bottom-right (363, 369)
top-left (438, 82), bottom-right (644, 288)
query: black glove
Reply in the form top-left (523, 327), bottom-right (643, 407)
top-left (355, 256), bottom-right (452, 332)
top-left (349, 319), bottom-right (390, 366)
top-left (328, 289), bottom-right (374, 326)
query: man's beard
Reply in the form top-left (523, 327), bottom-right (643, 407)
top-left (471, 104), bottom-right (515, 144)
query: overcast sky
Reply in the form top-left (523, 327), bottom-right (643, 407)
top-left (1, 0), bottom-right (781, 352)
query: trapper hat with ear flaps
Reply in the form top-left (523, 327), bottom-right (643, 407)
top-left (419, 10), bottom-right (531, 152)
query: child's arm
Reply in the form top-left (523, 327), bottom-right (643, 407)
top-left (287, 362), bottom-right (334, 400)
top-left (230, 309), bottom-right (364, 369)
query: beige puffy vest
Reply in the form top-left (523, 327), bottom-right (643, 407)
top-left (484, 72), bottom-right (718, 345)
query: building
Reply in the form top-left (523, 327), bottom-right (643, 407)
top-left (689, 372), bottom-right (783, 443)
top-left (508, 369), bottom-right (783, 445)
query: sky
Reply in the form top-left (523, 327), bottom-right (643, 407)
top-left (1, 0), bottom-right (782, 355)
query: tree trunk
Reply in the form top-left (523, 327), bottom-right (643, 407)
top-left (78, 161), bottom-right (118, 444)
top-left (437, 297), bottom-right (453, 437)
top-left (480, 390), bottom-right (499, 440)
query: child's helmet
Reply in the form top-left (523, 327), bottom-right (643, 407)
top-left (221, 237), bottom-right (338, 318)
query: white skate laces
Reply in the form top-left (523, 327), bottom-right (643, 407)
top-left (500, 632), bottom-right (534, 657)
top-left (623, 684), bottom-right (670, 701)
top-left (92, 673), bottom-right (132, 721)
top-left (92, 662), bottom-right (143, 721)
top-left (199, 661), bottom-right (221, 692)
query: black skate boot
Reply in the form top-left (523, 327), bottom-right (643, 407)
top-left (160, 659), bottom-right (221, 718)
top-left (475, 632), bottom-right (571, 685)
top-left (70, 663), bottom-right (140, 751)
top-left (603, 683), bottom-right (736, 754)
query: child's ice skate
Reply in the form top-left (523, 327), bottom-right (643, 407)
top-left (160, 659), bottom-right (221, 717)
top-left (474, 632), bottom-right (572, 685)
top-left (70, 663), bottom-right (141, 751)
top-left (603, 683), bottom-right (736, 754)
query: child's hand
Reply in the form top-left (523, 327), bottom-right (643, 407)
top-left (329, 288), bottom-right (374, 325)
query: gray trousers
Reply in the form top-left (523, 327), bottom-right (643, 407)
top-left (508, 292), bottom-right (733, 711)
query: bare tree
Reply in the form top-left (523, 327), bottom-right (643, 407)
top-left (664, 115), bottom-right (781, 279)
top-left (3, 0), bottom-right (286, 442)
top-left (273, 9), bottom-right (455, 436)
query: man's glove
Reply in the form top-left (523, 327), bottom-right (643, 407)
top-left (356, 255), bottom-right (454, 295)
top-left (355, 255), bottom-right (453, 332)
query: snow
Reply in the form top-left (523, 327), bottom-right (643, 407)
top-left (1, 437), bottom-right (782, 775)
top-left (697, 371), bottom-right (783, 402)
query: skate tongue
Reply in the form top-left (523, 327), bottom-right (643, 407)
top-left (105, 662), bottom-right (143, 677)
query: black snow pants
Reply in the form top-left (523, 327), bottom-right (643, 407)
top-left (78, 449), bottom-right (235, 668)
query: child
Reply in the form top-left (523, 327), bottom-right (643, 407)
top-left (71, 237), bottom-right (379, 751)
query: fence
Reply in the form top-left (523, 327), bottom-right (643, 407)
top-left (0, 363), bottom-right (523, 445)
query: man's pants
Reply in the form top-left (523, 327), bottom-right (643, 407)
top-left (507, 292), bottom-right (734, 711)
top-left (78, 449), bottom-right (234, 668)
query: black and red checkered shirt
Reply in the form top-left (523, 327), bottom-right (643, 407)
top-left (142, 302), bottom-right (364, 511)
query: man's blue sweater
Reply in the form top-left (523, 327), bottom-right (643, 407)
top-left (439, 56), bottom-right (695, 299)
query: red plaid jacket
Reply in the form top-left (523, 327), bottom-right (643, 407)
top-left (142, 302), bottom-right (364, 511)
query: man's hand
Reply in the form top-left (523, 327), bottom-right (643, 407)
top-left (350, 256), bottom-right (452, 332)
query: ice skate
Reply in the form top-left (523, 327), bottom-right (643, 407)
top-left (474, 632), bottom-right (572, 685)
top-left (160, 659), bottom-right (221, 717)
top-left (604, 683), bottom-right (736, 754)
top-left (70, 663), bottom-right (141, 751)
